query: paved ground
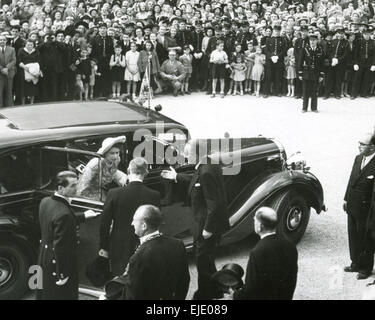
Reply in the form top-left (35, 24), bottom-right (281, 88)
top-left (153, 93), bottom-right (375, 300)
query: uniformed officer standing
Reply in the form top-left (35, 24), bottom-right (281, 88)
top-left (324, 27), bottom-right (349, 99)
top-left (36, 171), bottom-right (98, 300)
top-left (298, 33), bottom-right (324, 113)
top-left (264, 25), bottom-right (287, 97)
top-left (294, 25), bottom-right (310, 99)
top-left (351, 27), bottom-right (375, 99)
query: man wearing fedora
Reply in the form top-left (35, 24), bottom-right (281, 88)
top-left (231, 207), bottom-right (298, 300)
top-left (123, 205), bottom-right (190, 300)
top-left (99, 157), bottom-right (160, 276)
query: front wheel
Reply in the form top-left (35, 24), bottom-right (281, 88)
top-left (269, 190), bottom-right (311, 244)
top-left (0, 240), bottom-right (30, 300)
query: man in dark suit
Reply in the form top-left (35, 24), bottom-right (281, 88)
top-left (124, 205), bottom-right (190, 300)
top-left (99, 157), bottom-right (160, 276)
top-left (0, 34), bottom-right (16, 107)
top-left (161, 139), bottom-right (230, 300)
top-left (191, 21), bottom-right (205, 91)
top-left (298, 33), bottom-right (325, 113)
top-left (232, 207), bottom-right (298, 300)
top-left (344, 133), bottom-right (375, 280)
top-left (37, 171), bottom-right (98, 300)
top-left (264, 25), bottom-right (287, 97)
top-left (10, 25), bottom-right (24, 105)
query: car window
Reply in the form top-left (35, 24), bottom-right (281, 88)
top-left (0, 148), bottom-right (37, 194)
top-left (41, 148), bottom-right (104, 202)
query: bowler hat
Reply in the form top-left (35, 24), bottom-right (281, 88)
top-left (212, 263), bottom-right (244, 291)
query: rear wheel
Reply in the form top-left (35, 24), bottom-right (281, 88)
top-left (270, 190), bottom-right (310, 244)
top-left (0, 241), bottom-right (30, 300)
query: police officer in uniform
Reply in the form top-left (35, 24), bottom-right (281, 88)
top-left (264, 25), bottom-right (287, 97)
top-left (324, 27), bottom-right (349, 99)
top-left (298, 32), bottom-right (324, 113)
top-left (351, 27), bottom-right (375, 99)
top-left (294, 25), bottom-right (309, 99)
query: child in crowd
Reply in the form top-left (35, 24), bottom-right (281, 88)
top-left (124, 41), bottom-right (140, 100)
top-left (227, 43), bottom-right (242, 95)
top-left (251, 46), bottom-right (266, 97)
top-left (75, 46), bottom-right (91, 100)
top-left (110, 45), bottom-right (126, 99)
top-left (244, 41), bottom-right (255, 94)
top-left (179, 45), bottom-right (193, 95)
top-left (285, 47), bottom-right (296, 97)
top-left (210, 40), bottom-right (229, 98)
top-left (232, 54), bottom-right (246, 95)
top-left (89, 59), bottom-right (100, 100)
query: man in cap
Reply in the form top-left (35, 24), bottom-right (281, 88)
top-left (351, 26), bottom-right (375, 99)
top-left (294, 25), bottom-right (310, 99)
top-left (100, 157), bottom-right (160, 276)
top-left (298, 32), bottom-right (325, 112)
top-left (124, 205), bottom-right (190, 299)
top-left (344, 133), bottom-right (375, 280)
top-left (231, 207), bottom-right (298, 300)
top-left (324, 26), bottom-right (349, 99)
top-left (91, 22), bottom-right (114, 97)
top-left (264, 24), bottom-right (288, 97)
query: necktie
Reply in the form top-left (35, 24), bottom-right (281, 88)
top-left (361, 156), bottom-right (366, 170)
top-left (365, 41), bottom-right (368, 59)
top-left (102, 37), bottom-right (106, 57)
top-left (335, 40), bottom-right (340, 57)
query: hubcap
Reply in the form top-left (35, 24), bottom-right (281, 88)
top-left (0, 257), bottom-right (13, 287)
top-left (287, 206), bottom-right (302, 231)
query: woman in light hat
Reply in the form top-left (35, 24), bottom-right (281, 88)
top-left (77, 136), bottom-right (128, 201)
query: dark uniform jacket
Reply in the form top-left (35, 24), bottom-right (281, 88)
top-left (176, 164), bottom-right (229, 237)
top-left (36, 194), bottom-right (85, 300)
top-left (192, 31), bottom-right (204, 53)
top-left (234, 234), bottom-right (298, 300)
top-left (265, 36), bottom-right (287, 68)
top-left (344, 154), bottom-right (375, 219)
top-left (298, 45), bottom-right (325, 81)
top-left (294, 36), bottom-right (309, 70)
top-left (176, 29), bottom-right (193, 48)
top-left (91, 34), bottom-right (114, 62)
top-left (99, 181), bottom-right (160, 276)
top-left (125, 235), bottom-right (190, 300)
top-left (326, 38), bottom-right (349, 66)
top-left (353, 39), bottom-right (375, 67)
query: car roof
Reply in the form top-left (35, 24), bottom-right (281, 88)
top-left (0, 101), bottom-right (150, 130)
top-left (0, 101), bottom-right (187, 151)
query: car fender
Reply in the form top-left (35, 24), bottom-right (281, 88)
top-left (221, 170), bottom-right (324, 245)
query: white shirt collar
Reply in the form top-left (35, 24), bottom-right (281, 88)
top-left (363, 152), bottom-right (375, 167)
top-left (260, 231), bottom-right (276, 239)
top-left (140, 230), bottom-right (160, 245)
top-left (128, 177), bottom-right (143, 183)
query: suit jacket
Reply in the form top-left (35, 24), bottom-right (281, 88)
top-left (125, 235), bottom-right (190, 300)
top-left (36, 195), bottom-right (85, 300)
top-left (99, 181), bottom-right (160, 276)
top-left (234, 234), bottom-right (298, 300)
top-left (344, 154), bottom-right (375, 219)
top-left (91, 35), bottom-right (114, 63)
top-left (177, 164), bottom-right (229, 237)
top-left (10, 37), bottom-right (24, 58)
top-left (0, 46), bottom-right (16, 78)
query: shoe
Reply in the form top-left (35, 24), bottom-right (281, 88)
top-left (263, 95), bottom-right (269, 98)
top-left (323, 96), bottom-right (329, 100)
top-left (232, 91), bottom-right (237, 96)
top-left (186, 91), bottom-right (191, 95)
top-left (301, 110), bottom-right (307, 113)
top-left (294, 96), bottom-right (300, 99)
top-left (277, 94), bottom-right (282, 97)
top-left (240, 91), bottom-right (244, 96)
top-left (335, 96), bottom-right (341, 99)
top-left (220, 92), bottom-right (224, 98)
top-left (211, 93), bottom-right (216, 98)
top-left (154, 88), bottom-right (163, 94)
top-left (180, 91), bottom-right (185, 96)
top-left (350, 96), bottom-right (356, 100)
top-left (227, 90), bottom-right (232, 95)
top-left (344, 265), bottom-right (359, 273)
top-left (173, 92), bottom-right (178, 97)
top-left (312, 110), bottom-right (319, 113)
top-left (357, 272), bottom-right (371, 280)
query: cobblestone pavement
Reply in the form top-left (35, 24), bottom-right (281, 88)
top-left (154, 93), bottom-right (375, 300)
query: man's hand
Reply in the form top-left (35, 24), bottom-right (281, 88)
top-left (371, 65), bottom-right (375, 72)
top-left (319, 77), bottom-right (323, 83)
top-left (202, 229), bottom-right (213, 239)
top-left (271, 56), bottom-right (278, 63)
top-left (353, 64), bottom-right (359, 71)
top-left (84, 209), bottom-right (101, 219)
top-left (161, 166), bottom-right (177, 181)
top-left (98, 249), bottom-right (109, 259)
top-left (221, 288), bottom-right (234, 300)
top-left (56, 277), bottom-right (69, 286)
top-left (332, 58), bottom-right (338, 66)
top-left (299, 76), bottom-right (302, 81)
top-left (343, 201), bottom-right (347, 212)
top-left (1, 68), bottom-right (8, 75)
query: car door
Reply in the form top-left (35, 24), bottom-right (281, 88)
top-left (38, 146), bottom-right (106, 287)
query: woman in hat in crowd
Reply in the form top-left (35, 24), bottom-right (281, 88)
top-left (77, 136), bottom-right (128, 201)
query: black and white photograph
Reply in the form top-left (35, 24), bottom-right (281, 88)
top-left (0, 0), bottom-right (374, 310)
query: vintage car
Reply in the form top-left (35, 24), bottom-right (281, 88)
top-left (0, 101), bottom-right (325, 300)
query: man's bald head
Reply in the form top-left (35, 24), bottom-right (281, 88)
top-left (358, 132), bottom-right (375, 157)
top-left (255, 207), bottom-right (278, 233)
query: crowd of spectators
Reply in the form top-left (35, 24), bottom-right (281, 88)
top-left (0, 0), bottom-right (375, 106)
